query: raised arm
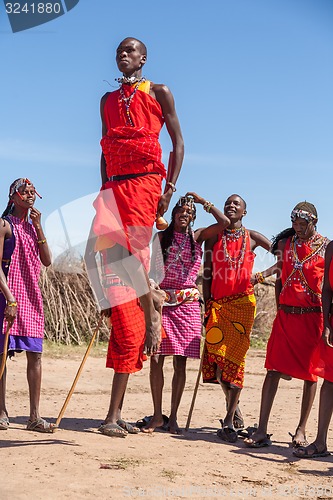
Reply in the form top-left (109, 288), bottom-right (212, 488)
top-left (202, 236), bottom-right (217, 304)
top-left (29, 208), bottom-right (52, 267)
top-left (249, 230), bottom-right (272, 252)
top-left (322, 241), bottom-right (333, 347)
top-left (186, 192), bottom-right (230, 245)
top-left (153, 84), bottom-right (184, 216)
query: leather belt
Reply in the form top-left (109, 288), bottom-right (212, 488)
top-left (278, 304), bottom-right (322, 314)
top-left (108, 172), bottom-right (160, 182)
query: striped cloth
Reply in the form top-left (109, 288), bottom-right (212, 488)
top-left (3, 216), bottom-right (44, 338)
top-left (105, 285), bottom-right (146, 373)
top-left (157, 232), bottom-right (203, 359)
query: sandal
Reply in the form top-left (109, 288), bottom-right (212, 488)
top-left (136, 414), bottom-right (169, 430)
top-left (244, 434), bottom-right (272, 448)
top-left (217, 426), bottom-right (238, 443)
top-left (98, 423), bottom-right (127, 438)
top-left (238, 425), bottom-right (258, 439)
top-left (293, 443), bottom-right (331, 459)
top-left (0, 416), bottom-right (9, 430)
top-left (117, 419), bottom-right (140, 434)
top-left (26, 417), bottom-right (56, 433)
top-left (289, 431), bottom-right (309, 448)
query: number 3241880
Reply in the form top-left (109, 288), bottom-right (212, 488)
top-left (5, 3), bottom-right (62, 14)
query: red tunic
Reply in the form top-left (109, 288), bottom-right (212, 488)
top-left (211, 229), bottom-right (255, 299)
top-left (202, 228), bottom-right (256, 388)
top-left (265, 234), bottom-right (328, 381)
top-left (93, 81), bottom-right (166, 269)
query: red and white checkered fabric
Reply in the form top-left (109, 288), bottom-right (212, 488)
top-left (4, 216), bottom-right (44, 338)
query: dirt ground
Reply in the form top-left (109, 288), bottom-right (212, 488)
top-left (1, 347), bottom-right (332, 500)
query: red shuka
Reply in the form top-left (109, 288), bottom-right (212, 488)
top-left (93, 81), bottom-right (166, 269)
top-left (265, 235), bottom-right (327, 381)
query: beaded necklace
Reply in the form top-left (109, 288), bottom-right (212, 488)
top-left (225, 226), bottom-right (244, 242)
top-left (119, 77), bottom-right (146, 127)
top-left (291, 233), bottom-right (326, 270)
top-left (116, 75), bottom-right (146, 85)
top-left (222, 226), bottom-right (247, 269)
top-left (165, 232), bottom-right (190, 278)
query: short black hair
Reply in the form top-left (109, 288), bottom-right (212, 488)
top-left (226, 194), bottom-right (247, 210)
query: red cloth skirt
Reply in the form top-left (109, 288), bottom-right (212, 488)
top-left (265, 309), bottom-right (323, 382)
top-left (93, 169), bottom-right (162, 270)
top-left (105, 286), bottom-right (146, 373)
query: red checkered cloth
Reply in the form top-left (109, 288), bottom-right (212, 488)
top-left (3, 216), bottom-right (44, 338)
top-left (105, 285), bottom-right (146, 373)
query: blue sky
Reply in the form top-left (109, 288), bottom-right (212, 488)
top-left (0, 0), bottom-right (332, 268)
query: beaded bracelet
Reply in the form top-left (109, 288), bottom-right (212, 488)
top-left (255, 272), bottom-right (265, 284)
top-left (203, 201), bottom-right (214, 213)
top-left (166, 181), bottom-right (177, 192)
top-left (6, 301), bottom-right (17, 307)
top-left (38, 239), bottom-right (47, 244)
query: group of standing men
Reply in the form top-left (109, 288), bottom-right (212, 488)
top-left (1, 37), bottom-right (333, 460)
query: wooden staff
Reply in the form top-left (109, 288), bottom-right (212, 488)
top-left (185, 343), bottom-right (206, 432)
top-left (0, 323), bottom-right (11, 380)
top-left (55, 316), bottom-right (104, 429)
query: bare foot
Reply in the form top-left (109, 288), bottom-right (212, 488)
top-left (167, 419), bottom-right (183, 435)
top-left (141, 415), bottom-right (166, 433)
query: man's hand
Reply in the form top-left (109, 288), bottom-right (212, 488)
top-left (185, 192), bottom-right (205, 205)
top-left (30, 207), bottom-right (42, 228)
top-left (101, 307), bottom-right (112, 318)
top-left (157, 191), bottom-right (173, 217)
top-left (322, 326), bottom-right (333, 348)
top-left (4, 302), bottom-right (17, 326)
top-left (144, 333), bottom-right (160, 356)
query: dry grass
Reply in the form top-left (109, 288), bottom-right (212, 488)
top-left (40, 260), bottom-right (276, 346)
top-left (40, 260), bottom-right (109, 345)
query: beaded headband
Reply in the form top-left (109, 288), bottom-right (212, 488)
top-left (9, 178), bottom-right (42, 200)
top-left (175, 195), bottom-right (196, 222)
top-left (290, 209), bottom-right (317, 223)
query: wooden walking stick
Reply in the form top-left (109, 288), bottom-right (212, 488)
top-left (55, 316), bottom-right (104, 429)
top-left (0, 323), bottom-right (11, 380)
top-left (184, 343), bottom-right (206, 432)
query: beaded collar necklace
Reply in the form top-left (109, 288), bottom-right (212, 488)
top-left (225, 226), bottom-right (244, 241)
top-left (119, 78), bottom-right (146, 127)
top-left (222, 226), bottom-right (246, 269)
top-left (116, 76), bottom-right (146, 85)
